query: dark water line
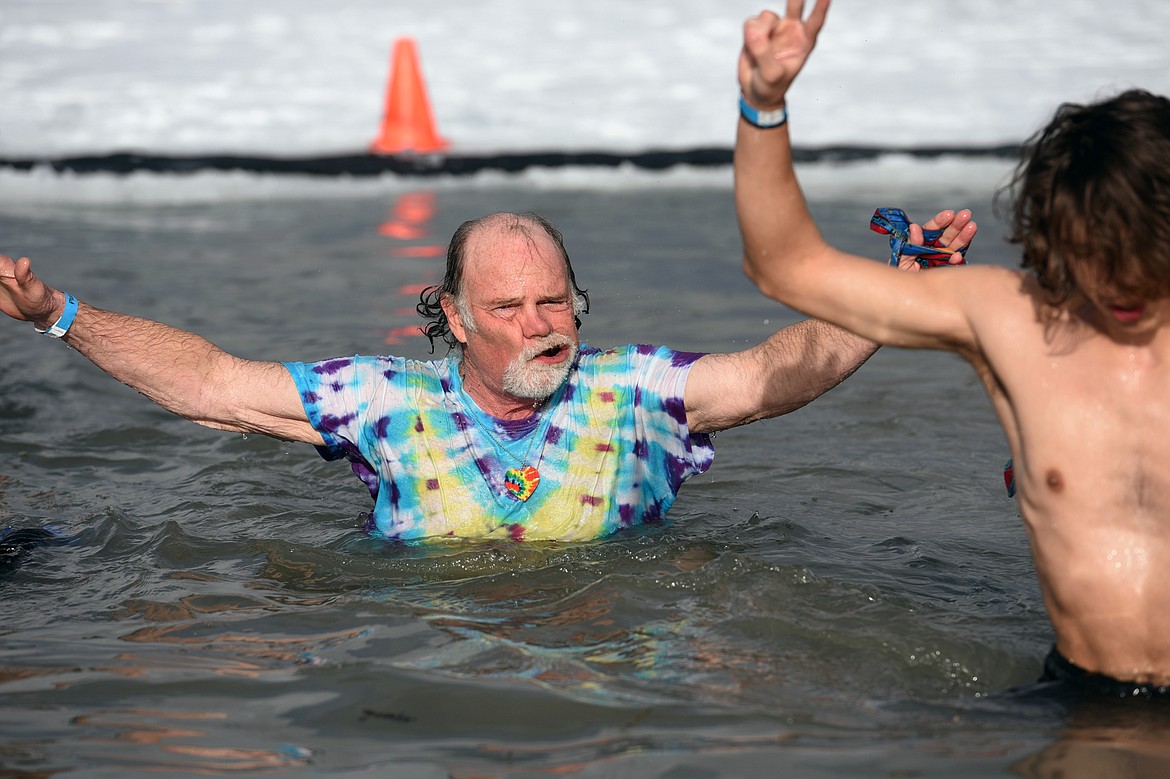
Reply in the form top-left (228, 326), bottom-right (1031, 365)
top-left (0, 144), bottom-right (1023, 178)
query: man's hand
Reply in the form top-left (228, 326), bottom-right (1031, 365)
top-left (896, 209), bottom-right (978, 271)
top-left (738, 0), bottom-right (831, 111)
top-left (0, 253), bottom-right (63, 329)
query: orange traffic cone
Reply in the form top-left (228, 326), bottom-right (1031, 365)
top-left (370, 38), bottom-right (449, 155)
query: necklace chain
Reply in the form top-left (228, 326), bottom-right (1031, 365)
top-left (456, 369), bottom-right (550, 502)
top-left (465, 406), bottom-right (547, 502)
top-left (471, 413), bottom-right (542, 467)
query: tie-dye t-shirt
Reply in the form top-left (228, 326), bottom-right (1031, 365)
top-left (282, 344), bottom-right (714, 542)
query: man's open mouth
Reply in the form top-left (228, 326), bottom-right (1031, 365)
top-left (534, 344), bottom-right (568, 361)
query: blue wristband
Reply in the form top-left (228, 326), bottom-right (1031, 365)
top-left (739, 94), bottom-right (788, 129)
top-left (35, 293), bottom-right (79, 338)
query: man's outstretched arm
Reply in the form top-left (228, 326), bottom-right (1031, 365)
top-left (1, 253), bottom-right (324, 445)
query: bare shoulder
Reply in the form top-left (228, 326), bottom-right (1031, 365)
top-left (943, 265), bottom-right (1041, 320)
top-left (947, 263), bottom-right (1029, 292)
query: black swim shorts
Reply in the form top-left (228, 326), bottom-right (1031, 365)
top-left (1041, 646), bottom-right (1170, 699)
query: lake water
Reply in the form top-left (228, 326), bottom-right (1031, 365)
top-left (3, 174), bottom-right (1169, 777)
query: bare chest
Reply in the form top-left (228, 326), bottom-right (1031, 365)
top-left (1004, 344), bottom-right (1170, 517)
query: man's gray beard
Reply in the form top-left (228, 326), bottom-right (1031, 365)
top-left (502, 335), bottom-right (578, 400)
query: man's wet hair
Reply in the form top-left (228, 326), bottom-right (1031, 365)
top-left (417, 212), bottom-right (590, 353)
top-left (1001, 88), bottom-right (1170, 308)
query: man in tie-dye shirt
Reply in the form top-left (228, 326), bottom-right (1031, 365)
top-left (277, 211), bottom-right (971, 541)
top-left (1, 205), bottom-right (974, 541)
top-left (283, 212), bottom-right (726, 541)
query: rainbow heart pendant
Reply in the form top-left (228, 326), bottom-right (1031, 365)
top-left (504, 466), bottom-right (540, 501)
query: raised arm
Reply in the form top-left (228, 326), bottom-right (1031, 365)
top-left (735, 4), bottom-right (982, 351)
top-left (685, 3), bottom-right (980, 434)
top-left (1, 253), bottom-right (323, 445)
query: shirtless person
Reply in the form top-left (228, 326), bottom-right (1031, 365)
top-left (734, 0), bottom-right (1170, 694)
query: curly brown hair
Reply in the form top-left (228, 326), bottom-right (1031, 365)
top-left (1001, 89), bottom-right (1170, 308)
